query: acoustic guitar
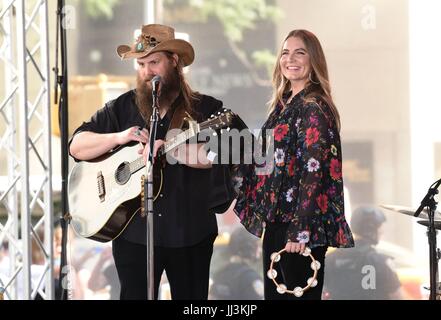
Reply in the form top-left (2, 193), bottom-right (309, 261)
top-left (68, 109), bottom-right (234, 242)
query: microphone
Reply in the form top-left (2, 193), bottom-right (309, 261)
top-left (151, 75), bottom-right (161, 98)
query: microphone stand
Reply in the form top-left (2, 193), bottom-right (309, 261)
top-left (414, 178), bottom-right (441, 300)
top-left (54, 0), bottom-right (70, 300)
top-left (145, 88), bottom-right (159, 300)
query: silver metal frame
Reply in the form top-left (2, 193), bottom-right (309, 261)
top-left (0, 0), bottom-right (53, 300)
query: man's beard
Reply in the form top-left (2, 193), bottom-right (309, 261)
top-left (135, 67), bottom-right (181, 122)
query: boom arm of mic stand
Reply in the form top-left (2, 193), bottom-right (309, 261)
top-left (415, 178), bottom-right (441, 300)
top-left (414, 178), bottom-right (441, 217)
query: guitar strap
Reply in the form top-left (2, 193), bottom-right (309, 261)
top-left (160, 93), bottom-right (188, 160)
top-left (168, 93), bottom-right (187, 131)
top-left (165, 92), bottom-right (198, 142)
top-left (168, 105), bottom-right (186, 131)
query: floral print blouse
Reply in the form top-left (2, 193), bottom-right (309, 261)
top-left (234, 89), bottom-right (354, 249)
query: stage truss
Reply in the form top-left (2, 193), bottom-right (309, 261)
top-left (0, 0), bottom-right (54, 300)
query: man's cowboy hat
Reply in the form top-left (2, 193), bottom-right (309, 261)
top-left (117, 24), bottom-right (194, 66)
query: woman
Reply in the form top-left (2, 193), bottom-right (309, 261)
top-left (234, 29), bottom-right (354, 300)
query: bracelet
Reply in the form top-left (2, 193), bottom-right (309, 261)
top-left (267, 247), bottom-right (320, 297)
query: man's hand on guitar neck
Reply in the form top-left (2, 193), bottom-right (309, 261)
top-left (170, 143), bottom-right (213, 169)
top-left (139, 141), bottom-right (213, 169)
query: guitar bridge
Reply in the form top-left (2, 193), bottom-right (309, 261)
top-left (97, 171), bottom-right (106, 202)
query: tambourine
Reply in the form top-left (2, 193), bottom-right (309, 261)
top-left (267, 247), bottom-right (320, 297)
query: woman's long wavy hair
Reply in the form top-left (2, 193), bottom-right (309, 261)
top-left (268, 30), bottom-right (340, 131)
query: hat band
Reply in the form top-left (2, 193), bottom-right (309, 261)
top-left (135, 34), bottom-right (161, 53)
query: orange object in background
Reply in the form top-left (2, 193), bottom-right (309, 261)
top-left (51, 74), bottom-right (135, 137)
top-left (397, 269), bottom-right (426, 300)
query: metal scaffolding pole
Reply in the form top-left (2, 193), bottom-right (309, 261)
top-left (0, 0), bottom-right (54, 300)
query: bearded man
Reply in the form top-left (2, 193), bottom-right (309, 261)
top-left (69, 24), bottom-right (232, 300)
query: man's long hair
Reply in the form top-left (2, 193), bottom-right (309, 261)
top-left (135, 51), bottom-right (201, 124)
top-left (268, 29), bottom-right (341, 131)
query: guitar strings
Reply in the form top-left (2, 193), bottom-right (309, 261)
top-left (99, 112), bottom-right (230, 184)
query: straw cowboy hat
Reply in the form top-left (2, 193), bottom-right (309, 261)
top-left (116, 24), bottom-right (194, 66)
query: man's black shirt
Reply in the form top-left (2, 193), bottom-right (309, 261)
top-left (70, 90), bottom-right (229, 247)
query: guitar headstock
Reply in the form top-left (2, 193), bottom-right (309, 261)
top-left (200, 108), bottom-right (235, 131)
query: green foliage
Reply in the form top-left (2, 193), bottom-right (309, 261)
top-left (81, 0), bottom-right (121, 20)
top-left (252, 49), bottom-right (277, 78)
top-left (186, 0), bottom-right (281, 83)
top-left (77, 0), bottom-right (281, 83)
top-left (189, 0), bottom-right (282, 43)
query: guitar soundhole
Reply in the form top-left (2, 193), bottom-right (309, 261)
top-left (115, 162), bottom-right (131, 185)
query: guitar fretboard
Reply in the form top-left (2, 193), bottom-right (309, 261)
top-left (130, 157), bottom-right (145, 173)
top-left (163, 128), bottom-right (197, 154)
top-left (128, 125), bottom-right (200, 173)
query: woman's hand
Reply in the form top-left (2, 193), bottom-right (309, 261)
top-left (285, 241), bottom-right (305, 254)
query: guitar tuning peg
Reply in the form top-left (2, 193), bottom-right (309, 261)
top-left (227, 127), bottom-right (231, 132)
top-left (220, 129), bottom-right (223, 134)
top-left (210, 114), bottom-right (214, 118)
top-left (212, 132), bottom-right (217, 136)
top-left (217, 111), bottom-right (221, 115)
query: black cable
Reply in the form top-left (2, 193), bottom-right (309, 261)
top-left (55, 0), bottom-right (70, 300)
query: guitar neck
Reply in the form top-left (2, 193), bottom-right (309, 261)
top-left (126, 111), bottom-right (231, 173)
top-left (129, 125), bottom-right (200, 173)
top-left (163, 127), bottom-right (199, 154)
